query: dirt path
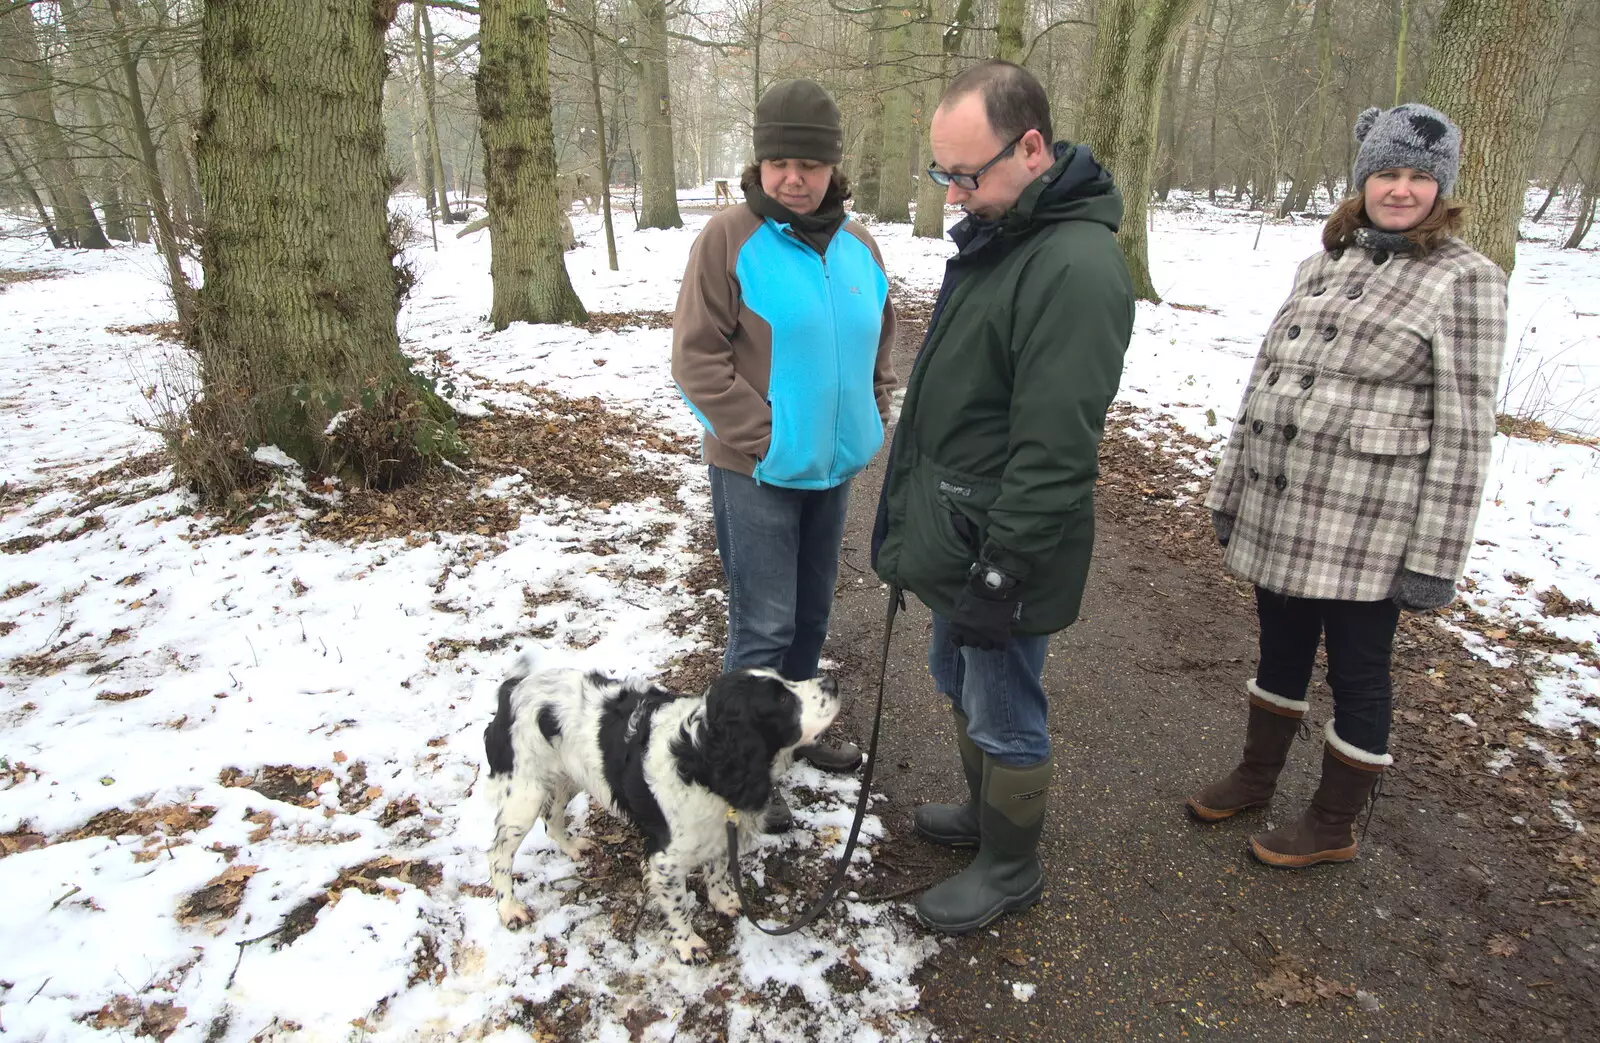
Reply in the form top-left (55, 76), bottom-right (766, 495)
top-left (814, 303), bottom-right (1600, 1041)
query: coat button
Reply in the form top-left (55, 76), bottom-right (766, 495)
top-left (1267, 371), bottom-right (1280, 386)
top-left (1331, 248), bottom-right (1345, 261)
top-left (1345, 285), bottom-right (1363, 299)
top-left (1311, 286), bottom-right (1326, 297)
top-left (1322, 325), bottom-right (1337, 341)
top-left (1373, 250), bottom-right (1389, 265)
top-left (1284, 423), bottom-right (1299, 441)
top-left (1249, 467), bottom-right (1261, 481)
top-left (1300, 373), bottom-right (1315, 389)
top-left (1274, 474), bottom-right (1288, 491)
top-left (1252, 419), bottom-right (1264, 434)
top-left (1287, 324), bottom-right (1301, 339)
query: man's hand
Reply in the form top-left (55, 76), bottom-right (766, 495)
top-left (949, 563), bottom-right (1022, 651)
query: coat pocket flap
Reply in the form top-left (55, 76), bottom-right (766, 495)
top-left (1348, 424), bottom-right (1430, 456)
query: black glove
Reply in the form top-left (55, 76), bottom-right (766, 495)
top-left (948, 562), bottom-right (1022, 651)
top-left (1212, 511), bottom-right (1234, 548)
top-left (1391, 569), bottom-right (1456, 612)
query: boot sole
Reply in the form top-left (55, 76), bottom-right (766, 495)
top-left (911, 823), bottom-right (979, 848)
top-left (1185, 797), bottom-right (1268, 823)
top-left (1249, 838), bottom-right (1358, 868)
top-left (914, 879), bottom-right (1044, 934)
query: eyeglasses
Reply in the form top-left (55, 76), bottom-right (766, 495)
top-left (926, 131), bottom-right (1028, 191)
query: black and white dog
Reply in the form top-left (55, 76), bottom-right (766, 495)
top-left (483, 653), bottom-right (840, 963)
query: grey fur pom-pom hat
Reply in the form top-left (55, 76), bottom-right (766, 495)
top-left (1351, 103), bottom-right (1461, 196)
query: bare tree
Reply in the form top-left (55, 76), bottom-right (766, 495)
top-left (479, 0), bottom-right (587, 327)
top-left (1424, 0), bottom-right (1580, 271)
top-left (633, 0), bottom-right (682, 228)
top-left (190, 0), bottom-right (454, 495)
top-left (0, 1), bottom-right (111, 248)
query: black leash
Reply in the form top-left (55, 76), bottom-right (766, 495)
top-left (723, 587), bottom-right (901, 935)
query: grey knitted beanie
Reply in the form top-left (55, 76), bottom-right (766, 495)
top-left (753, 80), bottom-right (843, 165)
top-left (1351, 103), bottom-right (1461, 196)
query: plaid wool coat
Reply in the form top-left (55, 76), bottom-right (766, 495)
top-left (1204, 235), bottom-right (1508, 602)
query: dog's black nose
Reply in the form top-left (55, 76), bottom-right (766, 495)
top-left (819, 676), bottom-right (839, 698)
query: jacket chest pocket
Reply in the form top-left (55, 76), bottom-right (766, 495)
top-left (1348, 422), bottom-right (1430, 456)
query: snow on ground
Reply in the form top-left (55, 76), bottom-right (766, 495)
top-left (2, 187), bottom-right (1598, 1039)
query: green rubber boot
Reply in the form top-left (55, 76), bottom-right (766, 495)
top-left (912, 707), bottom-right (982, 847)
top-left (915, 753), bottom-right (1050, 934)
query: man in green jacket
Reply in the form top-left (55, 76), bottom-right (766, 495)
top-left (872, 60), bottom-right (1135, 933)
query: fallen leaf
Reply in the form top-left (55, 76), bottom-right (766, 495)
top-left (1486, 935), bottom-right (1520, 957)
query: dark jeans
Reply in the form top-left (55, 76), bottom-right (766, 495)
top-left (709, 466), bottom-right (851, 681)
top-left (1254, 586), bottom-right (1401, 754)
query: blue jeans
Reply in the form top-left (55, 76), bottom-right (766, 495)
top-left (710, 466), bottom-right (851, 680)
top-left (928, 614), bottom-right (1051, 765)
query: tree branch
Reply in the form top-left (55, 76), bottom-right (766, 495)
top-left (1022, 17), bottom-right (1096, 66)
top-left (423, 0), bottom-right (479, 15)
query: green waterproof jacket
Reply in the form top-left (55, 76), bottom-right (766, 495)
top-left (871, 143), bottom-right (1135, 634)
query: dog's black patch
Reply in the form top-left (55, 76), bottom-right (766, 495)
top-left (598, 682), bottom-right (678, 855)
top-left (484, 676), bottom-right (518, 777)
top-left (536, 705), bottom-right (561, 741)
top-left (673, 671), bottom-right (801, 813)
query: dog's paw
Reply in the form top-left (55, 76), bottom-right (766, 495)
top-left (560, 837), bottom-right (598, 860)
top-left (498, 898), bottom-right (535, 930)
top-left (708, 886), bottom-right (742, 918)
top-left (673, 933), bottom-right (711, 965)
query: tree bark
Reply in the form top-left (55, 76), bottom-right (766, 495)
top-left (632, 0), bottom-right (681, 228)
top-left (416, 2), bottom-right (455, 223)
top-left (576, 0), bottom-right (618, 271)
top-left (1392, 0), bottom-right (1409, 106)
top-left (1084, 0), bottom-right (1205, 302)
top-left (1278, 0), bottom-right (1334, 218)
top-left (1423, 0), bottom-right (1579, 272)
top-left (106, 0), bottom-right (196, 332)
top-left (996, 0), bottom-right (1027, 62)
top-left (0, 3), bottom-right (112, 248)
top-left (194, 0), bottom-right (451, 490)
top-left (914, 0), bottom-right (974, 239)
top-left (875, 7), bottom-right (919, 222)
top-left (0, 129), bottom-right (63, 246)
top-left (1563, 137), bottom-right (1598, 248)
top-left (478, 0), bottom-right (588, 328)
top-left (854, 3), bottom-right (888, 216)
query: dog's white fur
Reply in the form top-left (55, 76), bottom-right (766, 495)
top-left (484, 654), bottom-right (839, 963)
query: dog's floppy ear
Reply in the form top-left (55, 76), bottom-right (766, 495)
top-left (674, 672), bottom-right (793, 811)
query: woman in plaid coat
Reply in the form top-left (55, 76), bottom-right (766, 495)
top-left (1189, 104), bottom-right (1508, 868)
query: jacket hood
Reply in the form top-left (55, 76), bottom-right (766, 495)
top-left (953, 142), bottom-right (1123, 249)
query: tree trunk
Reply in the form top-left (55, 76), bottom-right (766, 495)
top-left (576, 0), bottom-right (619, 271)
top-left (1154, 16), bottom-right (1188, 200)
top-left (1084, 0), bottom-right (1205, 302)
top-left (1207, 0), bottom-right (1234, 203)
top-left (1423, 0), bottom-right (1579, 272)
top-left (914, 0), bottom-right (974, 239)
top-left (108, 0), bottom-right (196, 334)
top-left (0, 3), bottom-right (112, 249)
top-left (1563, 138), bottom-right (1599, 248)
top-left (478, 0), bottom-right (588, 328)
top-left (855, 3), bottom-right (888, 216)
top-left (996, 0), bottom-right (1027, 62)
top-left (416, 3), bottom-right (455, 223)
top-left (876, 8), bottom-right (918, 223)
top-left (1278, 0), bottom-right (1334, 218)
top-left (633, 0), bottom-right (681, 229)
top-left (194, 0), bottom-right (451, 492)
top-left (0, 130), bottom-right (64, 246)
top-left (1533, 129), bottom-right (1587, 222)
top-left (1392, 0), bottom-right (1409, 106)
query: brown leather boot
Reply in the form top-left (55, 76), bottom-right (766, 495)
top-left (1249, 721), bottom-right (1390, 868)
top-left (1186, 680), bottom-right (1308, 822)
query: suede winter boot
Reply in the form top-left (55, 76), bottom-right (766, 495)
top-left (1249, 721), bottom-right (1390, 868)
top-left (915, 753), bottom-right (1050, 934)
top-left (797, 741), bottom-right (863, 773)
top-left (912, 707), bottom-right (982, 847)
top-left (1187, 680), bottom-right (1308, 822)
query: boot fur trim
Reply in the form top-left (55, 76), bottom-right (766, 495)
top-left (1323, 720), bottom-right (1393, 768)
top-left (1247, 679), bottom-right (1309, 716)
